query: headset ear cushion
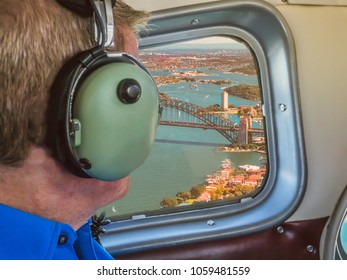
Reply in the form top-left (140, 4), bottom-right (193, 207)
top-left (71, 61), bottom-right (159, 181)
top-left (47, 50), bottom-right (159, 181)
top-left (47, 51), bottom-right (94, 178)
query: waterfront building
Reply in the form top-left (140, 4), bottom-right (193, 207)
top-left (221, 159), bottom-right (232, 169)
top-left (239, 165), bottom-right (260, 172)
top-left (221, 170), bottom-right (230, 180)
top-left (248, 174), bottom-right (262, 181)
top-left (231, 175), bottom-right (246, 185)
top-left (196, 191), bottom-right (211, 202)
top-left (221, 90), bottom-right (229, 110)
top-left (244, 178), bottom-right (259, 187)
top-left (206, 185), bottom-right (218, 192)
top-left (205, 174), bottom-right (219, 185)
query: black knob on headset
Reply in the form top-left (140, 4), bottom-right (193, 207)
top-left (117, 78), bottom-right (142, 104)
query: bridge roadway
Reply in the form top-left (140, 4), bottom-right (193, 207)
top-left (160, 120), bottom-right (264, 133)
top-left (159, 98), bottom-right (264, 143)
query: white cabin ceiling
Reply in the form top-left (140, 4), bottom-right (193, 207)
top-left (288, 0), bottom-right (347, 5)
top-left (123, 0), bottom-right (284, 11)
top-left (124, 0), bottom-right (347, 11)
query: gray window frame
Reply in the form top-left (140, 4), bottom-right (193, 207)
top-left (102, 0), bottom-right (306, 257)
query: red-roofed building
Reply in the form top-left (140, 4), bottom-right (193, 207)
top-left (230, 175), bottom-right (245, 185)
top-left (196, 191), bottom-right (211, 202)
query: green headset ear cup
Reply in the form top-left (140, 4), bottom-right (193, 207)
top-left (72, 62), bottom-right (159, 181)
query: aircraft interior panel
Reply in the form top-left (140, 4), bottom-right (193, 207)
top-left (275, 5), bottom-right (347, 221)
top-left (96, 0), bottom-right (347, 260)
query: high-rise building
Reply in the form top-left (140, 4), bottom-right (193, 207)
top-left (221, 90), bottom-right (228, 110)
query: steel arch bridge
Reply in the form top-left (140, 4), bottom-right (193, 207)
top-left (159, 99), bottom-right (264, 144)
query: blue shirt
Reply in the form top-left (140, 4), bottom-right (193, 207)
top-left (0, 204), bottom-right (114, 260)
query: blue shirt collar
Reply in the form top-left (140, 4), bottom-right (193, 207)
top-left (0, 203), bottom-right (112, 260)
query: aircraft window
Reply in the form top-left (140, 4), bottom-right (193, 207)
top-left (100, 1), bottom-right (305, 257)
top-left (98, 37), bottom-right (267, 219)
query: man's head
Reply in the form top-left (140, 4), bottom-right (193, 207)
top-left (0, 0), bottom-right (149, 166)
top-left (0, 0), bottom-right (153, 229)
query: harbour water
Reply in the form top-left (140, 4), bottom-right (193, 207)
top-left (111, 129), bottom-right (263, 216)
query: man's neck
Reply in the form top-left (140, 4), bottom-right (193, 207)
top-left (0, 146), bottom-right (129, 230)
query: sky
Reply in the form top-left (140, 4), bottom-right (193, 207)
top-left (152, 36), bottom-right (248, 50)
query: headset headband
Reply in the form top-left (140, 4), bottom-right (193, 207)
top-left (57, 0), bottom-right (115, 48)
top-left (56, 0), bottom-right (116, 17)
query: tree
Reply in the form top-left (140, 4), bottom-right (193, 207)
top-left (215, 188), bottom-right (224, 196)
top-left (160, 197), bottom-right (178, 208)
top-left (210, 193), bottom-right (219, 201)
top-left (234, 168), bottom-right (247, 175)
top-left (176, 192), bottom-right (192, 201)
top-left (190, 185), bottom-right (206, 198)
top-left (218, 179), bottom-right (226, 187)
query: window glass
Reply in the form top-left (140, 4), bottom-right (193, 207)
top-left (99, 37), bottom-right (267, 219)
